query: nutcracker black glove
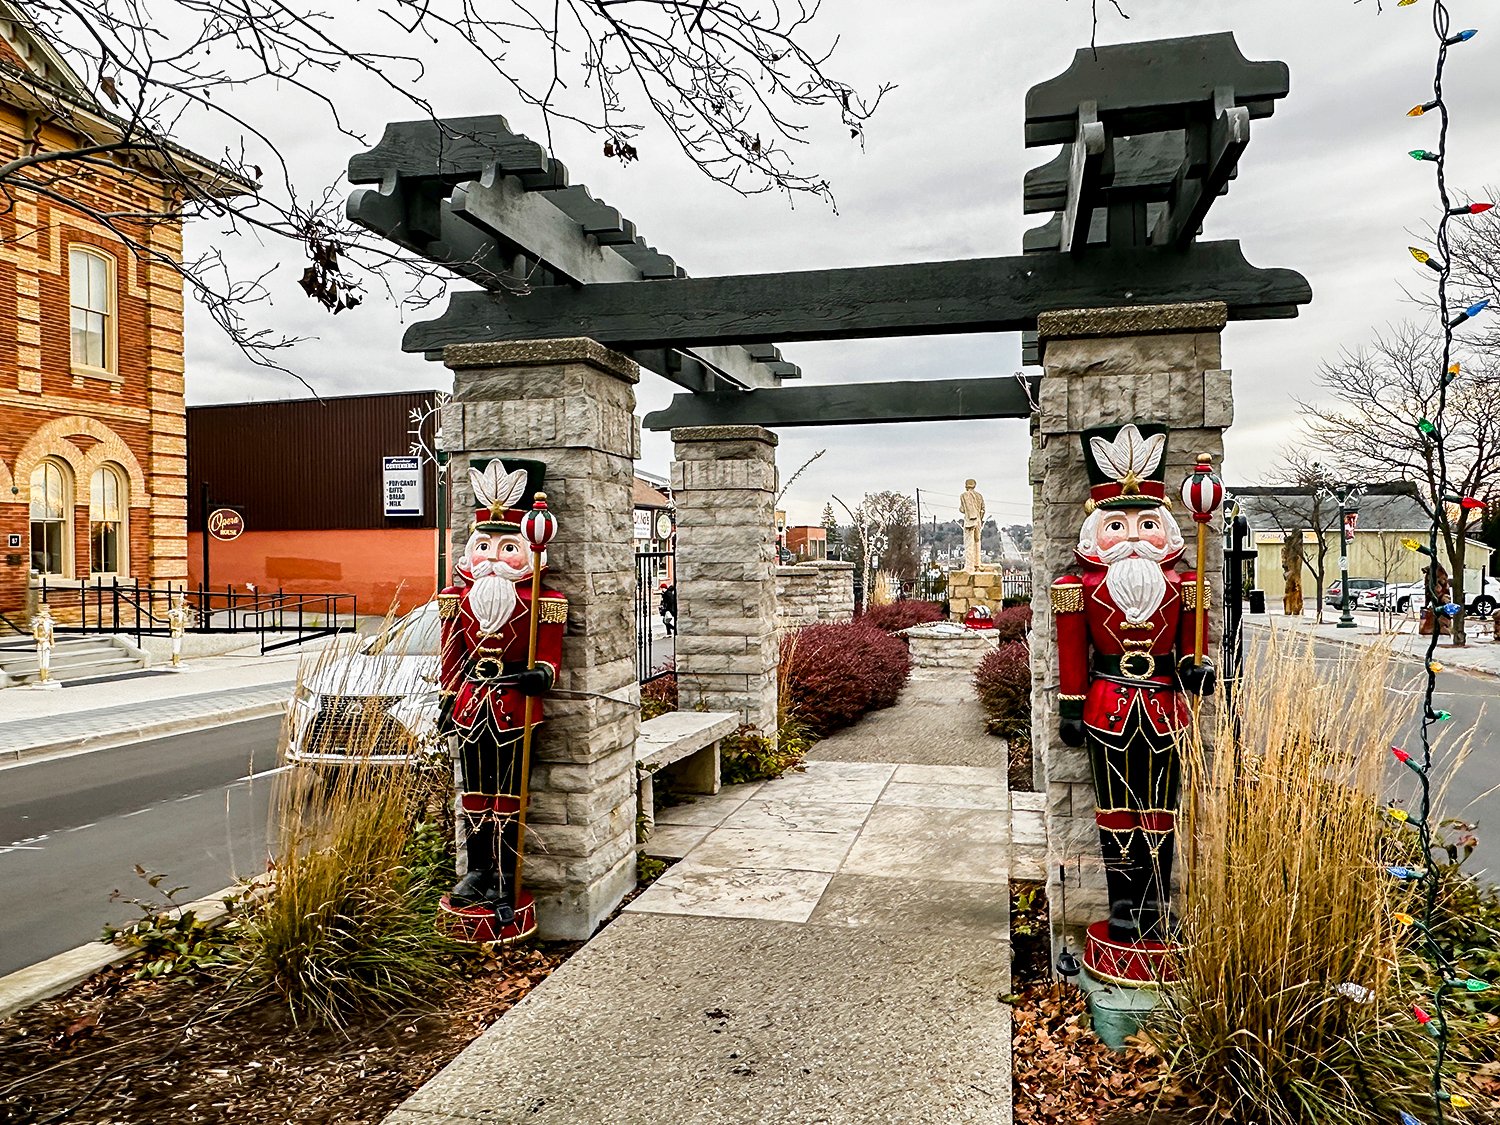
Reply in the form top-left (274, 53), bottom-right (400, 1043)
top-left (437, 694), bottom-right (457, 735)
top-left (1179, 660), bottom-right (1216, 697)
top-left (1059, 718), bottom-right (1086, 747)
top-left (516, 667), bottom-right (553, 696)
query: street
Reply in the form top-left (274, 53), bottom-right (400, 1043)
top-left (0, 716), bottom-right (281, 976)
top-left (1246, 629), bottom-right (1498, 879)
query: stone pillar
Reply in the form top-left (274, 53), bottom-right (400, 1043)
top-left (441, 338), bottom-right (640, 941)
top-left (774, 564), bottom-right (820, 632)
top-left (1028, 302), bottom-right (1231, 958)
top-left (671, 426), bottom-right (779, 733)
top-left (810, 560), bottom-right (855, 622)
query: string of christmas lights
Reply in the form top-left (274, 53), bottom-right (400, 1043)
top-left (1391, 3), bottom-right (1492, 1121)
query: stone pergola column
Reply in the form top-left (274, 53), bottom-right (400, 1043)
top-left (1028, 302), bottom-right (1231, 958)
top-left (671, 426), bottom-right (779, 734)
top-left (442, 338), bottom-right (639, 941)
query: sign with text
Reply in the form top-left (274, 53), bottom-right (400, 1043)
top-left (208, 508), bottom-right (245, 541)
top-left (1343, 512), bottom-right (1358, 542)
top-left (383, 456), bottom-right (424, 517)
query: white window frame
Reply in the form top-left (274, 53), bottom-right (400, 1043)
top-left (68, 246), bottom-right (117, 380)
top-left (29, 458), bottom-right (73, 578)
top-left (89, 463), bottom-right (128, 577)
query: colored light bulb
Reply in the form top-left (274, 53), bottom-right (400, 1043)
top-left (1386, 865), bottom-right (1426, 879)
top-left (1399, 1113), bottom-right (1421, 1125)
top-left (1466, 298), bottom-right (1489, 318)
top-left (1441, 602), bottom-right (1461, 617)
top-left (1448, 202), bottom-right (1494, 215)
top-left (1389, 808), bottom-right (1411, 823)
top-left (1413, 1003), bottom-right (1432, 1023)
top-left (1444, 492), bottom-right (1485, 510)
top-left (1445, 29), bottom-right (1478, 44)
top-left (1429, 660), bottom-right (1444, 675)
top-left (1410, 149), bottom-right (1440, 162)
top-left (1435, 710), bottom-right (1452, 721)
top-left (1395, 912), bottom-right (1417, 926)
top-left (1450, 1095), bottom-right (1472, 1109)
top-left (1463, 979), bottom-right (1491, 992)
top-left (1415, 418), bottom-right (1438, 436)
top-left (1409, 246), bottom-right (1444, 272)
top-left (1400, 537), bottom-right (1435, 556)
top-left (1397, 0), bottom-right (1418, 5)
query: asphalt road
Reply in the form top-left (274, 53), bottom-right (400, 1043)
top-left (0, 716), bottom-right (282, 977)
top-left (1246, 629), bottom-right (1498, 879)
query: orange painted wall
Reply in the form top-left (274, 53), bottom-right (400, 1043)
top-left (187, 529), bottom-right (438, 617)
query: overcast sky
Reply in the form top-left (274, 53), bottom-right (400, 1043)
top-left (177, 0), bottom-right (1500, 528)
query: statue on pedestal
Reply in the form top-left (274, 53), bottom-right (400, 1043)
top-left (959, 479), bottom-right (986, 572)
top-left (437, 458), bottom-right (564, 944)
top-left (1051, 423), bottom-right (1217, 985)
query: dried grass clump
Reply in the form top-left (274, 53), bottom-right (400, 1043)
top-left (239, 629), bottom-right (453, 1028)
top-left (869, 570), bottom-right (898, 606)
top-left (1154, 637), bottom-right (1431, 1123)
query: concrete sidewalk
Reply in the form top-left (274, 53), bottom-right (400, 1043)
top-left (384, 667), bottom-right (1029, 1125)
top-left (1245, 605), bottom-right (1500, 678)
top-left (0, 643), bottom-right (309, 759)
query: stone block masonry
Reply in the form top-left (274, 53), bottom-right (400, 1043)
top-left (442, 338), bottom-right (641, 941)
top-left (1029, 302), bottom-right (1230, 960)
top-left (672, 426), bottom-right (779, 734)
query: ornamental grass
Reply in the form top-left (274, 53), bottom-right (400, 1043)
top-left (1153, 635), bottom-right (1446, 1124)
top-left (237, 631), bottom-right (454, 1029)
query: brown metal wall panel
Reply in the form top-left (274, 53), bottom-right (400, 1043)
top-left (187, 391), bottom-right (439, 530)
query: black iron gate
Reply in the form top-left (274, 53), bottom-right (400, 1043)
top-left (634, 550), bottom-right (673, 683)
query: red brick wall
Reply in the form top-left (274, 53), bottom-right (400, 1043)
top-left (0, 102), bottom-right (188, 614)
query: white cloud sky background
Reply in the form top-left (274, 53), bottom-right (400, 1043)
top-left (178, 0), bottom-right (1500, 528)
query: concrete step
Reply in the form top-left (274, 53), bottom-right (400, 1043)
top-left (0, 637), bottom-right (147, 685)
top-left (0, 642), bottom-right (120, 670)
top-left (7, 655), bottom-right (146, 685)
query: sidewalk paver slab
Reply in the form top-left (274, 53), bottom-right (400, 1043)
top-left (625, 863), bottom-right (834, 923)
top-left (683, 826), bottom-right (860, 873)
top-left (386, 913), bottom-right (1011, 1125)
top-left (842, 805), bottom-right (1010, 884)
top-left (881, 780), bottom-right (1010, 810)
top-left (719, 797), bottom-right (875, 834)
top-left (809, 874), bottom-right (1010, 943)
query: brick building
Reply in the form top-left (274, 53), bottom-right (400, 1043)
top-left (0, 6), bottom-right (248, 615)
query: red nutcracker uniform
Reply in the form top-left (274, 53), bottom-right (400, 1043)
top-left (437, 457), bottom-right (567, 939)
top-left (1051, 422), bottom-right (1214, 953)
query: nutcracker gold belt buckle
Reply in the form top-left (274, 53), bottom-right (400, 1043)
top-left (473, 657), bottom-right (504, 681)
top-left (1119, 652), bottom-right (1154, 681)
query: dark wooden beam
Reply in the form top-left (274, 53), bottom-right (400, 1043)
top-left (642, 376), bottom-right (1041, 430)
top-left (1025, 33), bottom-right (1288, 146)
top-left (1152, 103), bottom-right (1249, 248)
top-left (348, 115), bottom-right (567, 189)
top-left (405, 240), bottom-right (1311, 354)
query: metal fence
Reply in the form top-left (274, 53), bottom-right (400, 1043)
top-left (634, 550), bottom-right (674, 683)
top-left (33, 578), bottom-right (357, 654)
top-left (1000, 572), bottom-right (1033, 602)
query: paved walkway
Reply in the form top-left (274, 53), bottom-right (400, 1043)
top-left (386, 666), bottom-right (1038, 1125)
top-left (0, 645), bottom-right (307, 759)
top-left (1245, 605), bottom-right (1500, 678)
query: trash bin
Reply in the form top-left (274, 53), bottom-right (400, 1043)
top-left (1248, 589), bottom-right (1266, 615)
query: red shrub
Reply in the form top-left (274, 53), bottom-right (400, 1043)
top-left (974, 639), bottom-right (1031, 740)
top-left (782, 621), bottom-right (911, 737)
top-left (641, 666), bottom-right (678, 720)
top-left (992, 604), bottom-right (1033, 644)
top-left (859, 600), bottom-right (944, 632)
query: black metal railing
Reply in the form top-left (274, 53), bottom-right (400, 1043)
top-left (634, 550), bottom-right (673, 684)
top-left (33, 578), bottom-right (357, 654)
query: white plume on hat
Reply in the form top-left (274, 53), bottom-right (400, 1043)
top-left (469, 459), bottom-right (529, 512)
top-left (1089, 424), bottom-right (1166, 483)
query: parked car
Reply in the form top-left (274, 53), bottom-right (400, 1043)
top-left (286, 600), bottom-right (443, 766)
top-left (1324, 578), bottom-right (1384, 608)
top-left (1365, 580), bottom-right (1498, 616)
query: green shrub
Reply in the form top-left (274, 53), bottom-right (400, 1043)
top-left (973, 639), bottom-right (1030, 740)
top-left (720, 723), bottom-right (811, 785)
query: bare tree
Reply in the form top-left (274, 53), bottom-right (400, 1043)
top-left (0, 0), bottom-right (888, 378)
top-left (1299, 321), bottom-right (1500, 644)
top-left (1250, 452), bottom-right (1342, 623)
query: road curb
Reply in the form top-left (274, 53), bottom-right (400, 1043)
top-left (0, 884), bottom-right (243, 1022)
top-left (0, 700), bottom-right (289, 764)
top-left (1243, 619), bottom-right (1500, 681)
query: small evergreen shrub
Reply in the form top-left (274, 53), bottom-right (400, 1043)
top-left (859, 599), bottom-right (944, 632)
top-left (780, 621), bottom-right (911, 738)
top-left (720, 724), bottom-right (810, 785)
top-left (974, 639), bottom-right (1031, 740)
top-left (992, 604), bottom-right (1033, 644)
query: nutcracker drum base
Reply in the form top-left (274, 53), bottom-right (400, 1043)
top-left (438, 891), bottom-right (538, 945)
top-left (1082, 921), bottom-right (1180, 987)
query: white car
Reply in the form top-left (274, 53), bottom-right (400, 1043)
top-left (286, 601), bottom-right (445, 766)
top-left (1364, 581), bottom-right (1499, 616)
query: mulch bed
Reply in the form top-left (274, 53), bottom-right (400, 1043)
top-left (1009, 881), bottom-right (1206, 1125)
top-left (1008, 735), bottom-right (1034, 791)
top-left (0, 941), bottom-right (576, 1125)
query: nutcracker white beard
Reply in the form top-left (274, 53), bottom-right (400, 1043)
top-left (467, 558), bottom-right (520, 633)
top-left (1101, 550), bottom-right (1168, 624)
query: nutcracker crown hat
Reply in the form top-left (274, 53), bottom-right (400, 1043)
top-left (468, 457), bottom-right (547, 533)
top-left (1081, 422), bottom-right (1170, 511)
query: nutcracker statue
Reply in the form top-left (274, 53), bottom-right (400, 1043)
top-left (166, 593), bottom-right (191, 667)
top-left (31, 603), bottom-right (55, 685)
top-left (437, 458), bottom-right (565, 944)
top-left (1051, 423), bottom-right (1220, 984)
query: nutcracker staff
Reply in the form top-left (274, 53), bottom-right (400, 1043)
top-left (1051, 423), bottom-right (1215, 984)
top-left (437, 458), bottom-right (567, 944)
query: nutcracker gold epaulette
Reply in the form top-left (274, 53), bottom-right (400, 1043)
top-left (1180, 583), bottom-right (1208, 611)
top-left (538, 593), bottom-right (568, 624)
top-left (1050, 579), bottom-right (1084, 614)
top-left (437, 592), bottom-right (461, 621)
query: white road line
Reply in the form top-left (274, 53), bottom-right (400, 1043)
top-left (174, 793), bottom-right (201, 802)
top-left (0, 845), bottom-right (43, 854)
top-left (121, 807), bottom-right (153, 818)
top-left (66, 822), bottom-right (97, 832)
top-left (236, 765), bottom-right (291, 782)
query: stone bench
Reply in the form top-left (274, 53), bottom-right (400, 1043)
top-left (636, 710), bottom-right (739, 836)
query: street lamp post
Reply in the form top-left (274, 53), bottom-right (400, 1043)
top-left (1317, 477), bottom-right (1363, 630)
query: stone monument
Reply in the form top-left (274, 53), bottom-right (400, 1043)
top-left (959, 479), bottom-right (986, 572)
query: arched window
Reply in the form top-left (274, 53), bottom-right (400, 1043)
top-left (29, 460), bottom-right (72, 576)
top-left (90, 464), bottom-right (127, 575)
top-left (69, 247), bottom-right (114, 374)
